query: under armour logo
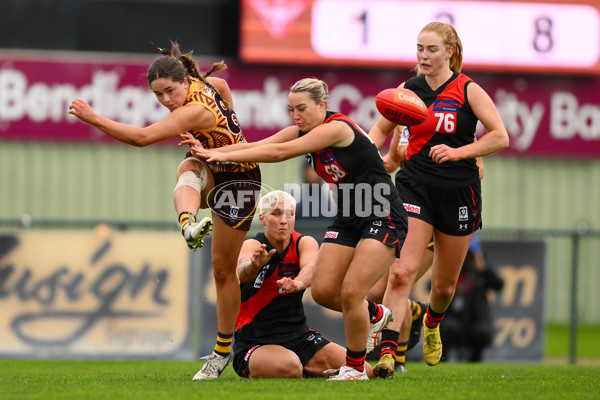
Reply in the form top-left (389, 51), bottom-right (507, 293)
top-left (459, 224), bottom-right (468, 230)
top-left (369, 228), bottom-right (378, 234)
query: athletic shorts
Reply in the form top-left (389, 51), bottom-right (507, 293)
top-left (208, 167), bottom-right (261, 232)
top-left (322, 196), bottom-right (407, 258)
top-left (232, 328), bottom-right (331, 378)
top-left (395, 171), bottom-right (482, 236)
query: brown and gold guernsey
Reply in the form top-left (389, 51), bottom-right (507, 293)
top-left (184, 78), bottom-right (257, 173)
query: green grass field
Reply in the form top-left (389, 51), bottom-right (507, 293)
top-left (1, 360), bottom-right (598, 400)
top-left (1, 325), bottom-right (598, 400)
top-left (545, 324), bottom-right (600, 360)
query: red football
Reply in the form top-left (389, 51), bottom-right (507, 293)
top-left (375, 88), bottom-right (428, 126)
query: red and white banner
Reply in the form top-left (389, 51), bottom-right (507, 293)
top-left (1, 50), bottom-right (599, 157)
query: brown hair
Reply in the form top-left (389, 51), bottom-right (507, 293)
top-left (419, 22), bottom-right (463, 72)
top-left (147, 41), bottom-right (227, 91)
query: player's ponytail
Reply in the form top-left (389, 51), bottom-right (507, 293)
top-left (447, 24), bottom-right (463, 73)
top-left (148, 41), bottom-right (230, 105)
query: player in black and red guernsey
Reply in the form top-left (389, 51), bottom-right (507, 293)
top-left (369, 22), bottom-right (508, 377)
top-left (232, 190), bottom-right (373, 379)
top-left (184, 77), bottom-right (407, 380)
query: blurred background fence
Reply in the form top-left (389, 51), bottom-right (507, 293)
top-left (0, 218), bottom-right (598, 364)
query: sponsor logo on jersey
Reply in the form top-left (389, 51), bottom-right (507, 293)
top-left (324, 231), bottom-right (339, 239)
top-left (404, 203), bottom-right (421, 214)
top-left (278, 262), bottom-right (299, 277)
top-left (316, 149), bottom-right (336, 164)
top-left (459, 224), bottom-right (468, 230)
top-left (433, 99), bottom-right (459, 113)
top-left (369, 228), bottom-right (379, 235)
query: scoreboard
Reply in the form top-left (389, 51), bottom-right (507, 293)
top-left (240, 0), bottom-right (600, 74)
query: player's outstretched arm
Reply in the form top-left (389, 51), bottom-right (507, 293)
top-left (237, 240), bottom-right (276, 283)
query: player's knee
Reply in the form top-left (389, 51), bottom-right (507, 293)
top-left (339, 284), bottom-right (363, 310)
top-left (311, 287), bottom-right (328, 307)
top-left (387, 267), bottom-right (413, 290)
top-left (174, 170), bottom-right (206, 195)
top-left (174, 159), bottom-right (207, 195)
top-left (431, 281), bottom-right (455, 303)
top-left (211, 262), bottom-right (236, 286)
top-left (311, 285), bottom-right (338, 309)
top-left (252, 358), bottom-right (302, 378)
top-left (275, 360), bottom-right (303, 378)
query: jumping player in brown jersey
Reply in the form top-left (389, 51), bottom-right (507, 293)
top-left (69, 41), bottom-right (261, 380)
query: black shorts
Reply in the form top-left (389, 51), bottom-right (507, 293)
top-left (322, 196), bottom-right (407, 258)
top-left (395, 171), bottom-right (482, 236)
top-left (232, 328), bottom-right (331, 378)
top-left (208, 167), bottom-right (261, 232)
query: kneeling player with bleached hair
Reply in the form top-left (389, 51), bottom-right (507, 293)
top-left (231, 190), bottom-right (373, 379)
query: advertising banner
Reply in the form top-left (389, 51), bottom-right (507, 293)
top-left (410, 240), bottom-right (546, 361)
top-left (1, 230), bottom-right (545, 361)
top-left (1, 50), bottom-right (599, 157)
top-left (0, 230), bottom-right (194, 358)
top-left (199, 237), bottom-right (546, 362)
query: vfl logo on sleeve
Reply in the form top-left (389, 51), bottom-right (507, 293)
top-left (433, 99), bottom-right (460, 135)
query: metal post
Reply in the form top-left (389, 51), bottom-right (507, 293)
top-left (568, 229), bottom-right (582, 365)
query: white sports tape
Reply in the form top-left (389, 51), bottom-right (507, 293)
top-left (174, 168), bottom-right (206, 195)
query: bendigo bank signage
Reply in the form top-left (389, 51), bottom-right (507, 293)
top-left (0, 231), bottom-right (191, 358)
top-left (0, 51), bottom-right (599, 157)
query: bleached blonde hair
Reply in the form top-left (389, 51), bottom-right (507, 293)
top-left (259, 190), bottom-right (297, 215)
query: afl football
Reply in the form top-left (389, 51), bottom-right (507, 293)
top-left (375, 88), bottom-right (428, 126)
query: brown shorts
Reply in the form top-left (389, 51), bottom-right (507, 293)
top-left (208, 167), bottom-right (261, 232)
